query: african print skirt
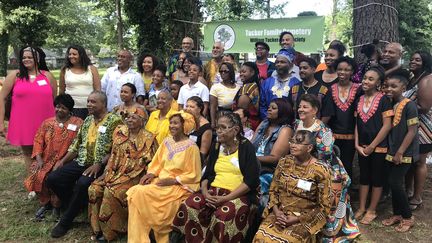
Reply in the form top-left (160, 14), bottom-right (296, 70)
top-left (172, 187), bottom-right (257, 243)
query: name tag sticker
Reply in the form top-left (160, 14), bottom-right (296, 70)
top-left (189, 135), bottom-right (198, 143)
top-left (67, 124), bottom-right (77, 131)
top-left (297, 179), bottom-right (312, 191)
top-left (230, 157), bottom-right (240, 169)
top-left (98, 126), bottom-right (107, 133)
top-left (37, 80), bottom-right (48, 86)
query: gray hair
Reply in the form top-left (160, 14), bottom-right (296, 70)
top-left (90, 90), bottom-right (108, 107)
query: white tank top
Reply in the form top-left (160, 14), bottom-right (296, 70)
top-left (65, 68), bottom-right (93, 108)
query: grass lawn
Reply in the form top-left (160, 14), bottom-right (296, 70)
top-left (1, 134), bottom-right (432, 242)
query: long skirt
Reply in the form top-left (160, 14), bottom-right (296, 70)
top-left (320, 158), bottom-right (361, 242)
top-left (172, 187), bottom-right (257, 243)
top-left (24, 160), bottom-right (60, 207)
top-left (88, 182), bottom-right (130, 241)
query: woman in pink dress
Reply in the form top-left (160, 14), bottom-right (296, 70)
top-left (0, 46), bottom-right (57, 173)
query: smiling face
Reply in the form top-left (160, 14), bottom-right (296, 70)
top-left (185, 100), bottom-right (202, 117)
top-left (212, 42), bottom-right (224, 58)
top-left (125, 113), bottom-right (143, 130)
top-left (120, 85), bottom-right (134, 103)
top-left (255, 44), bottom-right (268, 59)
top-left (152, 69), bottom-right (165, 85)
top-left (87, 93), bottom-right (105, 115)
top-left (142, 56), bottom-right (153, 73)
top-left (324, 49), bottom-right (339, 67)
top-left (68, 48), bottom-right (80, 66)
top-left (336, 61), bottom-right (354, 83)
top-left (117, 50), bottom-right (132, 69)
top-left (280, 33), bottom-right (294, 48)
top-left (240, 65), bottom-right (254, 83)
top-left (216, 116), bottom-right (238, 144)
top-left (55, 103), bottom-right (70, 120)
top-left (181, 37), bottom-right (194, 52)
top-left (169, 115), bottom-right (184, 137)
top-left (156, 92), bottom-right (171, 110)
top-left (298, 100), bottom-right (317, 121)
top-left (362, 70), bottom-right (381, 93)
top-left (385, 78), bottom-right (405, 101)
top-left (409, 53), bottom-right (423, 73)
top-left (188, 64), bottom-right (201, 81)
top-left (380, 43), bottom-right (402, 66)
top-left (299, 61), bottom-right (315, 81)
top-left (219, 64), bottom-right (231, 82)
top-left (22, 51), bottom-right (36, 70)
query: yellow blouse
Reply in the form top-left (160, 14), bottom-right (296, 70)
top-left (145, 108), bottom-right (176, 144)
top-left (142, 74), bottom-right (152, 92)
top-left (211, 150), bottom-right (243, 191)
top-left (171, 99), bottom-right (179, 111)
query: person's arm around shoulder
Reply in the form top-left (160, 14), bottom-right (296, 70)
top-left (59, 68), bottom-right (66, 94)
top-left (45, 71), bottom-right (58, 98)
top-left (0, 70), bottom-right (18, 135)
top-left (90, 65), bottom-right (101, 91)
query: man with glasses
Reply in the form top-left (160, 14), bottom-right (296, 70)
top-left (168, 37), bottom-right (201, 76)
top-left (255, 41), bottom-right (275, 81)
top-left (101, 49), bottom-right (145, 111)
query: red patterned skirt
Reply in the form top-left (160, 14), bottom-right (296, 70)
top-left (172, 187), bottom-right (257, 243)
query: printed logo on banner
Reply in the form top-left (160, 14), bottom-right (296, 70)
top-left (213, 24), bottom-right (236, 50)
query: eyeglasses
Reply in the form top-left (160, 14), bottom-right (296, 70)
top-left (288, 139), bottom-right (311, 146)
top-left (219, 70), bottom-right (229, 74)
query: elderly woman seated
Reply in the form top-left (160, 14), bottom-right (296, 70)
top-left (172, 111), bottom-right (260, 243)
top-left (88, 107), bottom-right (158, 242)
top-left (126, 111), bottom-right (201, 243)
top-left (254, 130), bottom-right (332, 242)
top-left (145, 90), bottom-right (176, 144)
top-left (24, 94), bottom-right (83, 220)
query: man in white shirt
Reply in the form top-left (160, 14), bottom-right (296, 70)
top-left (101, 50), bottom-right (145, 111)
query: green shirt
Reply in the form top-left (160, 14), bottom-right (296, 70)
top-left (68, 113), bottom-right (122, 166)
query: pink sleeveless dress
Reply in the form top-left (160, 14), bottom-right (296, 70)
top-left (7, 71), bottom-right (55, 146)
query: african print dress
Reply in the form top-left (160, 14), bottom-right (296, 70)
top-left (295, 119), bottom-right (361, 242)
top-left (88, 125), bottom-right (158, 241)
top-left (24, 116), bottom-right (83, 206)
top-left (126, 137), bottom-right (201, 243)
top-left (254, 155), bottom-right (332, 242)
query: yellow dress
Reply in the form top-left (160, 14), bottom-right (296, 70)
top-left (126, 137), bottom-right (201, 243)
top-left (145, 108), bottom-right (176, 144)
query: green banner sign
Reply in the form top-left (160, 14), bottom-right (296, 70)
top-left (203, 16), bottom-right (324, 54)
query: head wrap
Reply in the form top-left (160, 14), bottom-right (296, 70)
top-left (121, 106), bottom-right (148, 121)
top-left (276, 47), bottom-right (295, 63)
top-left (169, 110), bottom-right (196, 135)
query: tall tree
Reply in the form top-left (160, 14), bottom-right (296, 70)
top-left (115, 0), bottom-right (124, 49)
top-left (353, 0), bottom-right (399, 60)
top-left (399, 0), bottom-right (432, 55)
top-left (0, 10), bottom-right (8, 76)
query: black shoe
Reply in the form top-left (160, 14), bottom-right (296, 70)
top-left (52, 207), bottom-right (61, 220)
top-left (51, 223), bottom-right (69, 238)
top-left (35, 206), bottom-right (49, 220)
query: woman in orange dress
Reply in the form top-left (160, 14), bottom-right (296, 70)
top-left (24, 94), bottom-right (82, 220)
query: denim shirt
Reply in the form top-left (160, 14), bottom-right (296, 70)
top-left (252, 119), bottom-right (288, 173)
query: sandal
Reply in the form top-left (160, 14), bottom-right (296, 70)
top-left (354, 210), bottom-right (365, 220)
top-left (395, 217), bottom-right (414, 232)
top-left (360, 211), bottom-right (377, 225)
top-left (382, 215), bottom-right (402, 226)
top-left (409, 198), bottom-right (422, 210)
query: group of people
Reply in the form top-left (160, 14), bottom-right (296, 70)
top-left (0, 30), bottom-right (430, 243)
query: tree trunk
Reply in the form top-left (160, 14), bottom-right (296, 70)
top-left (353, 0), bottom-right (399, 61)
top-left (0, 32), bottom-right (8, 77)
top-left (330, 0), bottom-right (339, 41)
top-left (116, 0), bottom-right (124, 49)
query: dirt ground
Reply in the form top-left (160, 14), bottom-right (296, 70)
top-left (0, 135), bottom-right (431, 242)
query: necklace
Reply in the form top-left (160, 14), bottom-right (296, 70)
top-left (301, 80), bottom-right (317, 94)
top-left (222, 141), bottom-right (238, 155)
top-left (56, 115), bottom-right (70, 128)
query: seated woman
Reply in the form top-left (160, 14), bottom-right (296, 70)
top-left (185, 96), bottom-right (212, 164)
top-left (145, 90), bottom-right (176, 144)
top-left (88, 107), bottom-right (158, 242)
top-left (251, 98), bottom-right (293, 211)
top-left (112, 83), bottom-right (146, 118)
top-left (127, 111), bottom-right (201, 243)
top-left (24, 94), bottom-right (83, 220)
top-left (172, 111), bottom-right (260, 243)
top-left (254, 130), bottom-right (332, 242)
top-left (294, 94), bottom-right (360, 242)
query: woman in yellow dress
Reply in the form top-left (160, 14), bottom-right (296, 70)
top-left (127, 111), bottom-right (201, 243)
top-left (88, 107), bottom-right (157, 242)
top-left (254, 130), bottom-right (332, 243)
